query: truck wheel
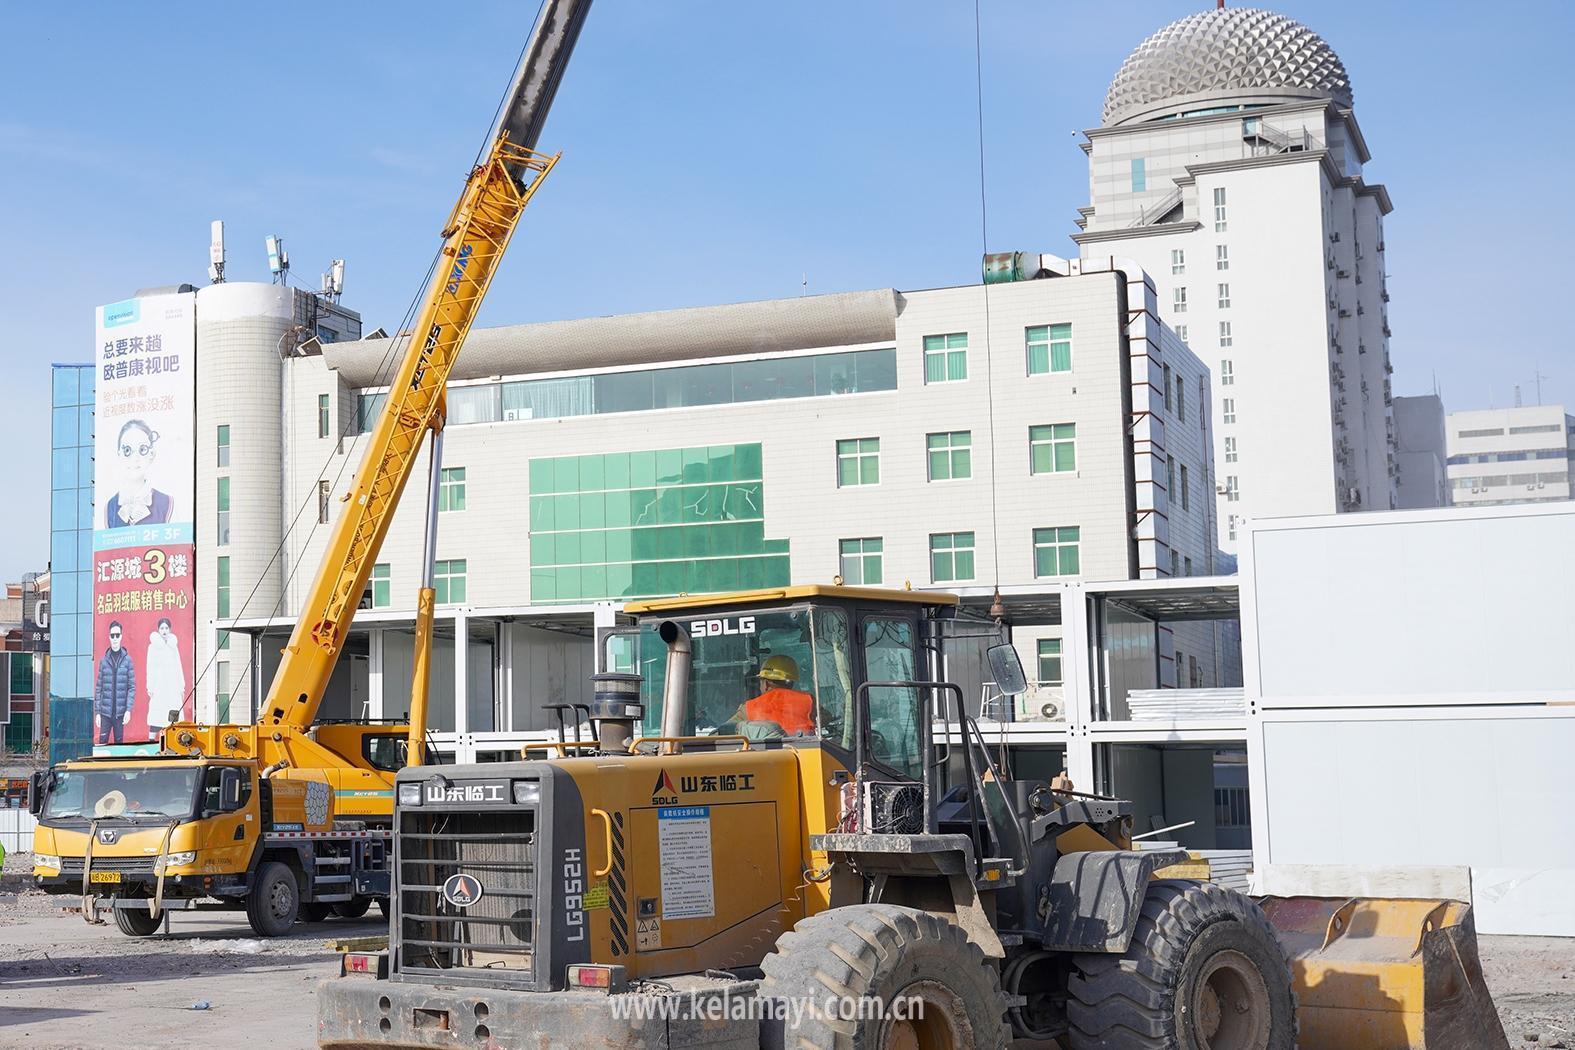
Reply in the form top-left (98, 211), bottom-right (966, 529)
top-left (1066, 880), bottom-right (1296, 1050)
top-left (760, 903), bottom-right (1010, 1050)
top-left (113, 903), bottom-right (163, 937)
top-left (332, 898), bottom-right (370, 919)
top-left (246, 861), bottom-right (300, 937)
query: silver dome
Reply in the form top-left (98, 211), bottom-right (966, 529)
top-left (1103, 7), bottom-right (1352, 127)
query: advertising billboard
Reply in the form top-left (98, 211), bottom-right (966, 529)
top-left (92, 292), bottom-right (196, 746)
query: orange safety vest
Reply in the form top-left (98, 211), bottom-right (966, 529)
top-left (743, 687), bottom-right (816, 735)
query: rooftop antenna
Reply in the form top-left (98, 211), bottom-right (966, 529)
top-left (321, 259), bottom-right (345, 302)
top-left (1514, 384), bottom-right (1522, 409)
top-left (266, 235), bottom-right (290, 286)
top-left (801, 272), bottom-right (807, 297)
top-left (1532, 365), bottom-right (1550, 406)
top-left (208, 220), bottom-right (226, 284)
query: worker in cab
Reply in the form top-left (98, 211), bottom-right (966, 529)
top-left (728, 655), bottom-right (816, 737)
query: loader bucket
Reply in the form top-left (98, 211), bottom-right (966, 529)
top-left (1260, 897), bottom-right (1509, 1050)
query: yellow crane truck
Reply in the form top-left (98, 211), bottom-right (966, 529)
top-left (27, 0), bottom-right (591, 937)
top-left (319, 586), bottom-right (1511, 1050)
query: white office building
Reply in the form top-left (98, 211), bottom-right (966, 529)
top-left (1072, 6), bottom-right (1398, 550)
top-left (197, 261), bottom-right (1230, 776)
top-left (1446, 404), bottom-right (1575, 507)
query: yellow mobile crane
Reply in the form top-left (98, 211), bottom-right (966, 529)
top-left (28, 0), bottom-right (593, 937)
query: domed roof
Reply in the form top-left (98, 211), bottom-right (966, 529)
top-left (1102, 7), bottom-right (1352, 127)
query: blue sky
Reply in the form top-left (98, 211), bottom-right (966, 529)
top-left (2, 0), bottom-right (1571, 581)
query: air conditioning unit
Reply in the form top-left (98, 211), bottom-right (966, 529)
top-left (1014, 684), bottom-right (1065, 723)
top-left (862, 781), bottom-right (925, 835)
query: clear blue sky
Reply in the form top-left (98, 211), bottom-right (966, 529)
top-left (2, 0), bottom-right (1571, 581)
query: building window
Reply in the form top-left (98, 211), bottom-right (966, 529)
top-left (1175, 325), bottom-right (1188, 343)
top-left (11, 654), bottom-right (34, 694)
top-left (216, 556), bottom-right (230, 650)
top-left (1220, 359), bottom-right (1234, 385)
top-left (1217, 283), bottom-right (1231, 309)
top-left (1222, 398), bottom-right (1236, 424)
top-left (1216, 244), bottom-right (1229, 270)
top-left (923, 333), bottom-right (968, 384)
top-left (1219, 321), bottom-right (1233, 348)
top-left (370, 563), bottom-right (391, 608)
top-left (1033, 526), bottom-right (1081, 578)
top-left (1216, 785), bottom-right (1249, 828)
top-left (1170, 549), bottom-right (1181, 576)
top-left (1131, 157), bottom-right (1146, 193)
top-left (434, 559), bottom-right (467, 604)
top-left (1166, 455), bottom-right (1175, 495)
top-left (1030, 423), bottom-right (1077, 474)
top-left (1026, 323), bottom-right (1072, 375)
top-left (1180, 464), bottom-right (1190, 511)
top-left (1171, 249), bottom-right (1185, 275)
top-left (836, 438), bottom-right (880, 487)
top-left (1225, 436), bottom-right (1238, 463)
top-left (1213, 187), bottom-right (1227, 232)
top-left (1163, 364), bottom-right (1173, 410)
top-left (839, 538), bottom-right (883, 585)
top-left (1184, 556), bottom-right (1193, 577)
top-left (1173, 287), bottom-right (1188, 313)
top-left (929, 532), bottom-right (976, 583)
top-left (216, 477), bottom-right (231, 546)
top-left (216, 425), bottom-right (230, 468)
top-left (215, 662), bottom-right (231, 723)
top-left (927, 431), bottom-right (972, 481)
top-left (1177, 379), bottom-right (1186, 423)
top-left (317, 480), bottom-right (330, 524)
top-left (318, 393), bottom-right (331, 439)
top-left (1225, 476), bottom-right (1240, 503)
top-left (1037, 639), bottom-right (1063, 686)
top-left (1228, 514), bottom-right (1238, 541)
top-left (438, 466), bottom-right (466, 512)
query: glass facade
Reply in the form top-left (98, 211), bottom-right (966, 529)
top-left (358, 348), bottom-right (897, 431)
top-left (49, 364), bottom-right (96, 762)
top-left (528, 443), bottom-right (790, 603)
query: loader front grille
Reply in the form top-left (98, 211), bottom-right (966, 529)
top-left (62, 856), bottom-right (157, 876)
top-left (396, 805), bottom-right (537, 983)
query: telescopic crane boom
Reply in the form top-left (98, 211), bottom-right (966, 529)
top-left (261, 0), bottom-right (593, 732)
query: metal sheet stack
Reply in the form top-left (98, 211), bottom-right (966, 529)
top-left (1124, 687), bottom-right (1245, 721)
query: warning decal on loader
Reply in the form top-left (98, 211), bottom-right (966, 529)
top-left (657, 806), bottom-right (714, 920)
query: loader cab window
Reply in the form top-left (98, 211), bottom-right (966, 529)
top-left (362, 733), bottom-right (408, 773)
top-left (860, 617), bottom-right (923, 781)
top-left (628, 605), bottom-right (853, 743)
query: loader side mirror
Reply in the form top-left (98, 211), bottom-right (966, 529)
top-left (27, 770), bottom-right (47, 816)
top-left (986, 643), bottom-right (1028, 696)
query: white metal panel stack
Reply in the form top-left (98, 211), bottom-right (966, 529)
top-left (1125, 687), bottom-right (1244, 721)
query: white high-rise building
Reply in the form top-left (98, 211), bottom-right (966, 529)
top-left (1073, 6), bottom-right (1396, 550)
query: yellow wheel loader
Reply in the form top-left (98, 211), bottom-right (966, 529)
top-left (317, 586), bottom-right (1510, 1049)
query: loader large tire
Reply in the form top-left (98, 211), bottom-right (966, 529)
top-left (1066, 880), bottom-right (1295, 1050)
top-left (760, 903), bottom-right (1010, 1050)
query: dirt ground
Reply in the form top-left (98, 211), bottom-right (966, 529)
top-left (3, 850), bottom-right (1572, 1049)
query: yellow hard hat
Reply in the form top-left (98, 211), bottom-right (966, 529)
top-left (758, 655), bottom-right (799, 683)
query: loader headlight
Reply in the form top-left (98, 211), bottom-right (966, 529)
top-left (397, 783), bottom-right (423, 807)
top-left (156, 851), bottom-right (197, 872)
top-left (34, 854), bottom-right (61, 871)
top-left (512, 781), bottom-right (540, 805)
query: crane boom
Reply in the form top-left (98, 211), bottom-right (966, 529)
top-left (260, 0), bottom-right (594, 728)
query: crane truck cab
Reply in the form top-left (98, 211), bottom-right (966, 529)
top-left (30, 728), bottom-right (398, 937)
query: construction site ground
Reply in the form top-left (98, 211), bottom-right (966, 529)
top-left (3, 851), bottom-right (1572, 1050)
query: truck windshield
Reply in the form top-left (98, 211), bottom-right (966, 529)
top-left (613, 606), bottom-right (853, 742)
top-left (41, 767), bottom-right (201, 822)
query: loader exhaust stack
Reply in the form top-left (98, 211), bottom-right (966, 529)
top-left (1262, 896), bottom-right (1510, 1050)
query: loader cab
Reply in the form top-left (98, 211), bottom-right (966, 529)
top-left (615, 586), bottom-right (996, 782)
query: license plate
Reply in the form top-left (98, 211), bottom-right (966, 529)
top-left (89, 871), bottom-right (121, 884)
